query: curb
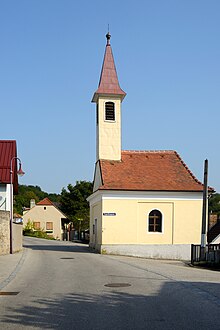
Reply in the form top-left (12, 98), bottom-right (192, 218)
top-left (0, 248), bottom-right (28, 291)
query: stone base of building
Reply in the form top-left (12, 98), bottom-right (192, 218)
top-left (12, 223), bottom-right (23, 253)
top-left (0, 211), bottom-right (23, 255)
top-left (96, 244), bottom-right (192, 261)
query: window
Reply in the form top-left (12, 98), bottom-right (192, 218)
top-left (105, 102), bottom-right (115, 121)
top-left (148, 210), bottom-right (162, 232)
top-left (46, 222), bottom-right (53, 231)
top-left (33, 222), bottom-right (40, 230)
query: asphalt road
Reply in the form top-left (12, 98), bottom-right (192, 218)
top-left (0, 237), bottom-right (220, 330)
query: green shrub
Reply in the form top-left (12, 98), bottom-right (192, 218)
top-left (23, 220), bottom-right (55, 240)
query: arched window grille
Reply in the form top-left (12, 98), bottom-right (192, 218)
top-left (105, 102), bottom-right (115, 121)
top-left (148, 210), bottom-right (162, 232)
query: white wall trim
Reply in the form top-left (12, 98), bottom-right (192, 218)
top-left (88, 190), bottom-right (203, 205)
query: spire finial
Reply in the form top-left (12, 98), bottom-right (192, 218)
top-left (106, 26), bottom-right (111, 45)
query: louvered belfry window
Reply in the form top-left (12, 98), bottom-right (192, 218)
top-left (105, 102), bottom-right (115, 121)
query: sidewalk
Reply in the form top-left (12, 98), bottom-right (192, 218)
top-left (0, 249), bottom-right (27, 291)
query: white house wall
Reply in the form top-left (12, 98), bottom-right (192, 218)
top-left (0, 184), bottom-right (10, 211)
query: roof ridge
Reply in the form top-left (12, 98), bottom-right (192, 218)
top-left (37, 197), bottom-right (54, 206)
top-left (122, 150), bottom-right (175, 154)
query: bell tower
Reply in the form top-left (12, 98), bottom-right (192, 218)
top-left (92, 33), bottom-right (126, 161)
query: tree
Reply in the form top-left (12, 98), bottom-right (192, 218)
top-left (14, 184), bottom-right (61, 215)
top-left (60, 181), bottom-right (93, 231)
top-left (209, 193), bottom-right (220, 217)
top-left (14, 190), bottom-right (39, 215)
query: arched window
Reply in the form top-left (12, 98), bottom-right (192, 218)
top-left (105, 102), bottom-right (115, 121)
top-left (148, 210), bottom-right (162, 232)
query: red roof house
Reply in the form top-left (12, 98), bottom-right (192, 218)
top-left (23, 198), bottom-right (68, 240)
top-left (0, 140), bottom-right (19, 193)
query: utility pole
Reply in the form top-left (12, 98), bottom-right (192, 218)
top-left (201, 159), bottom-right (208, 250)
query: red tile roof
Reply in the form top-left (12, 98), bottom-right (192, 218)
top-left (97, 150), bottom-right (207, 192)
top-left (37, 198), bottom-right (54, 206)
top-left (0, 140), bottom-right (18, 193)
top-left (36, 198), bottom-right (68, 219)
top-left (92, 33), bottom-right (126, 102)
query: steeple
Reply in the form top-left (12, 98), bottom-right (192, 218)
top-left (92, 33), bottom-right (126, 103)
top-left (93, 33), bottom-right (125, 162)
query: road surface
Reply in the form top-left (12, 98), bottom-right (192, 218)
top-left (0, 236), bottom-right (220, 329)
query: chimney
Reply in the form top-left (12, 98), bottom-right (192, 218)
top-left (30, 199), bottom-right (36, 209)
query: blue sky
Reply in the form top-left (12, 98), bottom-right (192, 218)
top-left (1, 0), bottom-right (219, 193)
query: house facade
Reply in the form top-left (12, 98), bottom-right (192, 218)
top-left (0, 140), bottom-right (19, 212)
top-left (23, 198), bottom-right (68, 240)
top-left (0, 140), bottom-right (23, 254)
top-left (87, 33), bottom-right (207, 260)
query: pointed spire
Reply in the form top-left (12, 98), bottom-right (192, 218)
top-left (92, 33), bottom-right (126, 102)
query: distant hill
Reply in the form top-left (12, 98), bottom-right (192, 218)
top-left (14, 184), bottom-right (61, 215)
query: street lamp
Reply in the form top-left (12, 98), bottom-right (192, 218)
top-left (10, 157), bottom-right (25, 254)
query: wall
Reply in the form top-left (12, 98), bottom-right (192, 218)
top-left (101, 194), bottom-right (202, 245)
top-left (0, 211), bottom-right (10, 255)
top-left (89, 190), bottom-right (203, 258)
top-left (89, 201), bottom-right (102, 249)
top-left (0, 184), bottom-right (10, 211)
top-left (12, 223), bottom-right (23, 253)
top-left (96, 96), bottom-right (121, 161)
top-left (0, 211), bottom-right (23, 255)
top-left (101, 244), bottom-right (192, 261)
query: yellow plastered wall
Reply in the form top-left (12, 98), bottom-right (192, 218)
top-left (102, 199), bottom-right (138, 244)
top-left (101, 198), bottom-right (203, 245)
top-left (96, 97), bottom-right (121, 161)
top-left (173, 200), bottom-right (202, 244)
top-left (90, 202), bottom-right (102, 246)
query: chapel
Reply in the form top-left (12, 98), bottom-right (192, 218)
top-left (87, 33), bottom-right (205, 260)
